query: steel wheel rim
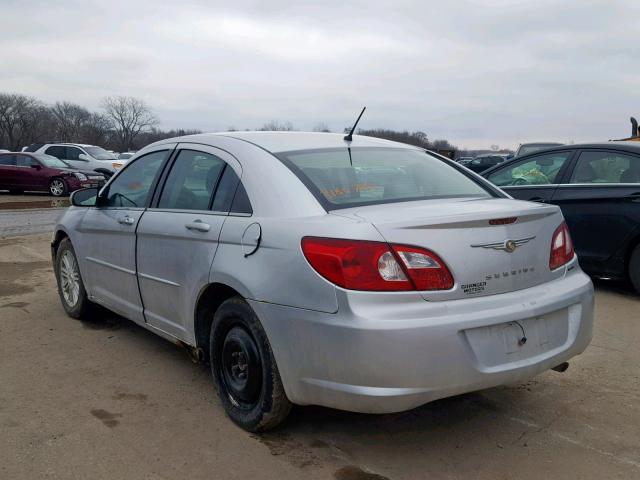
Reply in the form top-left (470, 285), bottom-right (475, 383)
top-left (221, 326), bottom-right (262, 409)
top-left (59, 250), bottom-right (80, 307)
top-left (50, 180), bottom-right (64, 196)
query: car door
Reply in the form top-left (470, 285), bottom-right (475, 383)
top-left (61, 146), bottom-right (89, 170)
top-left (550, 149), bottom-right (640, 276)
top-left (484, 150), bottom-right (575, 203)
top-left (0, 154), bottom-right (18, 189)
top-left (16, 154), bottom-right (45, 189)
top-left (135, 144), bottom-right (243, 341)
top-left (76, 145), bottom-right (174, 322)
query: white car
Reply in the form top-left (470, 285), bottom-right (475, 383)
top-left (24, 142), bottom-right (127, 177)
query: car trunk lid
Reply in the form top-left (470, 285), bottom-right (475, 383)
top-left (333, 197), bottom-right (566, 301)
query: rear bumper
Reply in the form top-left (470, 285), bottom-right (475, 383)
top-left (249, 267), bottom-right (594, 413)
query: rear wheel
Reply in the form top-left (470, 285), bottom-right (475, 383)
top-left (54, 238), bottom-right (92, 318)
top-left (630, 245), bottom-right (640, 293)
top-left (210, 296), bottom-right (291, 432)
top-left (49, 178), bottom-right (67, 197)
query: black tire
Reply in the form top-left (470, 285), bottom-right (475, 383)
top-left (54, 238), bottom-right (92, 318)
top-left (210, 296), bottom-right (291, 432)
top-left (630, 245), bottom-right (640, 293)
top-left (49, 177), bottom-right (67, 197)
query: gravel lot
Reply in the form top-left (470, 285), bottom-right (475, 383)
top-left (1, 201), bottom-right (639, 480)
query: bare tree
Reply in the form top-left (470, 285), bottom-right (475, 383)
top-left (82, 112), bottom-right (112, 146)
top-left (312, 122), bottom-right (331, 133)
top-left (258, 120), bottom-right (295, 131)
top-left (50, 101), bottom-right (91, 142)
top-left (101, 96), bottom-right (159, 151)
top-left (0, 93), bottom-right (50, 150)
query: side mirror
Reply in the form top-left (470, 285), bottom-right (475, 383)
top-left (78, 153), bottom-right (90, 161)
top-left (30, 163), bottom-right (42, 169)
top-left (70, 187), bottom-right (99, 207)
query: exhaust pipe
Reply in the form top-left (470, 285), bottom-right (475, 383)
top-left (551, 362), bottom-right (569, 373)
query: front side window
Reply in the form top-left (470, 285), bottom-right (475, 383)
top-left (66, 147), bottom-right (83, 161)
top-left (487, 151), bottom-right (572, 186)
top-left (104, 150), bottom-right (167, 208)
top-left (34, 154), bottom-right (69, 168)
top-left (570, 151), bottom-right (640, 184)
top-left (0, 154), bottom-right (16, 166)
top-left (16, 155), bottom-right (37, 167)
top-left (277, 147), bottom-right (492, 209)
top-left (158, 150), bottom-right (226, 211)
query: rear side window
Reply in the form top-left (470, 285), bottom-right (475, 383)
top-left (212, 166), bottom-right (240, 212)
top-left (158, 150), bottom-right (226, 211)
top-left (45, 146), bottom-right (66, 159)
top-left (277, 147), bottom-right (492, 209)
top-left (0, 154), bottom-right (16, 166)
top-left (487, 152), bottom-right (572, 186)
top-left (570, 151), bottom-right (640, 184)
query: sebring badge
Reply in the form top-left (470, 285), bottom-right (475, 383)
top-left (471, 236), bottom-right (535, 253)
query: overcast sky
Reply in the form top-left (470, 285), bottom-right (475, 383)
top-left (2, 0), bottom-right (640, 149)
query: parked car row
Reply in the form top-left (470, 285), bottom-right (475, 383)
top-left (0, 142), bottom-right (136, 196)
top-left (0, 152), bottom-right (106, 196)
top-left (24, 142), bottom-right (128, 177)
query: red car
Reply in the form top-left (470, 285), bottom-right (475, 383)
top-left (0, 152), bottom-right (105, 196)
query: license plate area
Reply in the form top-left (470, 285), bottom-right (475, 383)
top-left (464, 308), bottom-right (569, 369)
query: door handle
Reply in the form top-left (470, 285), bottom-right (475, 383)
top-left (185, 219), bottom-right (211, 232)
top-left (528, 197), bottom-right (547, 203)
top-left (117, 215), bottom-right (135, 225)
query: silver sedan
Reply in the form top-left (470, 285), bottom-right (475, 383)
top-left (52, 132), bottom-right (594, 431)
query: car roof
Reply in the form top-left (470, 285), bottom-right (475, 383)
top-left (481, 141), bottom-right (640, 177)
top-left (154, 131), bottom-right (422, 154)
top-left (517, 141), bottom-right (640, 153)
top-left (44, 143), bottom-right (94, 147)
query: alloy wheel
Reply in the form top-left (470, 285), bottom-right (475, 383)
top-left (59, 250), bottom-right (80, 307)
top-left (50, 179), bottom-right (65, 196)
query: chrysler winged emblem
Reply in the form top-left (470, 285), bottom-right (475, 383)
top-left (471, 236), bottom-right (535, 253)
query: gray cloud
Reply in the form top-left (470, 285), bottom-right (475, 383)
top-left (1, 0), bottom-right (639, 148)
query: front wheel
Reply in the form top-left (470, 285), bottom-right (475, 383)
top-left (49, 178), bottom-right (67, 197)
top-left (210, 297), bottom-right (291, 432)
top-left (55, 238), bottom-right (92, 318)
top-left (630, 245), bottom-right (640, 293)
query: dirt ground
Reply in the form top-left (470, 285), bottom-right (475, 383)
top-left (1, 232), bottom-right (639, 480)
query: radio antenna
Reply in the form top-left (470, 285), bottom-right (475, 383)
top-left (344, 107), bottom-right (366, 142)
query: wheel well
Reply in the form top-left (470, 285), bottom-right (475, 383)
top-left (194, 283), bottom-right (241, 360)
top-left (625, 233), bottom-right (640, 277)
top-left (52, 230), bottom-right (68, 252)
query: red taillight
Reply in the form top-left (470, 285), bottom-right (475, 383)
top-left (301, 237), bottom-right (454, 292)
top-left (549, 222), bottom-right (574, 270)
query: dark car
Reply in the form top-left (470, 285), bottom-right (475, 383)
top-left (482, 142), bottom-right (640, 291)
top-left (464, 154), bottom-right (507, 173)
top-left (0, 152), bottom-right (106, 196)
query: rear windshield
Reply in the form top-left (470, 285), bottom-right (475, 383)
top-left (277, 147), bottom-right (493, 209)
